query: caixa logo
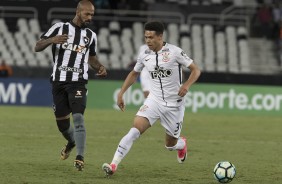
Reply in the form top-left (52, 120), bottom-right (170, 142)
top-left (62, 43), bottom-right (87, 54)
top-left (149, 67), bottom-right (172, 79)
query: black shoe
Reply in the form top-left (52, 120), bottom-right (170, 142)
top-left (74, 155), bottom-right (84, 171)
top-left (60, 142), bottom-right (75, 160)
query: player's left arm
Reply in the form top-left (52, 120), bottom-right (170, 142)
top-left (88, 55), bottom-right (107, 77)
top-left (178, 62), bottom-right (201, 97)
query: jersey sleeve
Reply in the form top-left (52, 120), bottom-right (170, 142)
top-left (175, 48), bottom-right (193, 68)
top-left (40, 22), bottom-right (63, 39)
top-left (133, 55), bottom-right (144, 72)
top-left (133, 45), bottom-right (148, 72)
top-left (89, 33), bottom-right (97, 56)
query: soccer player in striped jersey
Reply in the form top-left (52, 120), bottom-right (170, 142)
top-left (102, 21), bottom-right (201, 176)
top-left (34, 0), bottom-right (107, 171)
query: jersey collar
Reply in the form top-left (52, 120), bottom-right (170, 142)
top-left (156, 42), bottom-right (167, 54)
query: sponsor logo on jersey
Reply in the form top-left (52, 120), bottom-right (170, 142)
top-left (162, 48), bottom-right (169, 52)
top-left (181, 51), bottom-right (189, 60)
top-left (150, 66), bottom-right (172, 79)
top-left (58, 66), bottom-right (83, 73)
top-left (62, 42), bottom-right (87, 54)
top-left (75, 90), bottom-right (83, 98)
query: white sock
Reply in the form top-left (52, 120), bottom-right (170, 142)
top-left (111, 127), bottom-right (140, 166)
top-left (175, 137), bottom-right (185, 150)
top-left (165, 137), bottom-right (185, 151)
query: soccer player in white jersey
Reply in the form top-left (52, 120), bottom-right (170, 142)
top-left (102, 21), bottom-right (201, 176)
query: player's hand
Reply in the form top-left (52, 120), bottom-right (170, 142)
top-left (96, 65), bottom-right (107, 77)
top-left (117, 94), bottom-right (125, 111)
top-left (51, 34), bottom-right (69, 44)
top-left (178, 86), bottom-right (188, 97)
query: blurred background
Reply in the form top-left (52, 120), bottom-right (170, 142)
top-left (0, 0), bottom-right (281, 84)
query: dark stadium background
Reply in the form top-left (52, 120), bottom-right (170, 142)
top-left (1, 0), bottom-right (281, 85)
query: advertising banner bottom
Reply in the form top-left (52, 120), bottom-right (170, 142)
top-left (0, 78), bottom-right (281, 115)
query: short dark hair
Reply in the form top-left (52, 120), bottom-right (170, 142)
top-left (144, 21), bottom-right (165, 35)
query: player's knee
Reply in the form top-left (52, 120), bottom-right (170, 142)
top-left (73, 113), bottom-right (84, 124)
top-left (73, 113), bottom-right (85, 130)
top-left (56, 118), bottom-right (70, 133)
top-left (133, 116), bottom-right (150, 134)
top-left (128, 127), bottom-right (140, 140)
top-left (165, 145), bottom-right (177, 151)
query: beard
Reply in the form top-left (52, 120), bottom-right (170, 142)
top-left (78, 14), bottom-right (91, 28)
top-left (81, 21), bottom-right (90, 28)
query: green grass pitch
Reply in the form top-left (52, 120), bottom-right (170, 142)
top-left (0, 106), bottom-right (281, 184)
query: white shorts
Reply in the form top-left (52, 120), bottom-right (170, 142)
top-left (136, 98), bottom-right (185, 138)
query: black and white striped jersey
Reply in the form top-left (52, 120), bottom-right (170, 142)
top-left (41, 21), bottom-right (97, 82)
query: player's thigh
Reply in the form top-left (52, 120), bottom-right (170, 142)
top-left (52, 83), bottom-right (71, 117)
top-left (67, 84), bottom-right (87, 114)
top-left (135, 98), bottom-right (160, 130)
top-left (160, 105), bottom-right (185, 139)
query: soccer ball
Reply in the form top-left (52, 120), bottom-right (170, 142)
top-left (213, 161), bottom-right (236, 183)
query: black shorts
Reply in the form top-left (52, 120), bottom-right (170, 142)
top-left (52, 82), bottom-right (87, 117)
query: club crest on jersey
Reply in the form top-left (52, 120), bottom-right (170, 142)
top-left (83, 36), bottom-right (90, 45)
top-left (139, 105), bottom-right (149, 112)
top-left (162, 52), bottom-right (170, 62)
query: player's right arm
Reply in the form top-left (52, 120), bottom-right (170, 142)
top-left (34, 35), bottom-right (68, 52)
top-left (34, 22), bottom-right (65, 52)
top-left (117, 70), bottom-right (140, 111)
top-left (117, 45), bottom-right (146, 111)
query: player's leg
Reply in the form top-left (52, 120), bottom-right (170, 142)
top-left (68, 84), bottom-right (87, 171)
top-left (52, 82), bottom-right (75, 160)
top-left (103, 100), bottom-right (159, 176)
top-left (113, 116), bottom-right (150, 164)
top-left (161, 105), bottom-right (187, 163)
top-left (102, 116), bottom-right (150, 176)
top-left (57, 114), bottom-right (76, 160)
top-left (165, 134), bottom-right (187, 163)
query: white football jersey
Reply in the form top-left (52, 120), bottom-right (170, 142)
top-left (134, 42), bottom-right (193, 107)
top-left (140, 67), bottom-right (151, 92)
